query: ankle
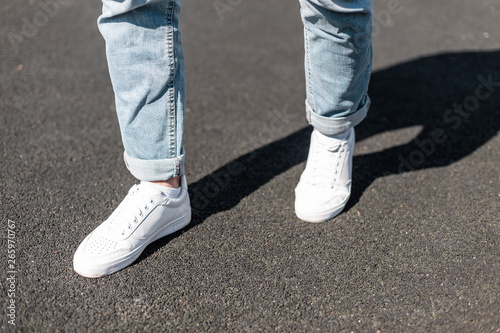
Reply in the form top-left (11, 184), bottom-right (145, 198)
top-left (152, 176), bottom-right (181, 189)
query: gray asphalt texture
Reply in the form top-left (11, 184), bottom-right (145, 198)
top-left (1, 0), bottom-right (499, 331)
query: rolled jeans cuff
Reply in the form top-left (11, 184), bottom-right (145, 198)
top-left (123, 149), bottom-right (185, 182)
top-left (307, 96), bottom-right (371, 136)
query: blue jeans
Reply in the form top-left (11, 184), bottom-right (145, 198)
top-left (98, 0), bottom-right (373, 181)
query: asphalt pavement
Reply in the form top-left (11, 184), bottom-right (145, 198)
top-left (1, 0), bottom-right (499, 331)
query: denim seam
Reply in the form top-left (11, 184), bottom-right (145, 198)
top-left (166, 0), bottom-right (176, 160)
top-left (175, 157), bottom-right (180, 176)
top-left (304, 25), bottom-right (313, 124)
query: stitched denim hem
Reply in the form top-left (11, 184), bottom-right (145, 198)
top-left (307, 96), bottom-right (370, 136)
top-left (123, 148), bottom-right (185, 181)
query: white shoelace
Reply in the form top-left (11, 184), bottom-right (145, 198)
top-left (108, 185), bottom-right (157, 236)
top-left (308, 140), bottom-right (344, 188)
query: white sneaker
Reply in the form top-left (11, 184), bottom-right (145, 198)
top-left (295, 128), bottom-right (355, 223)
top-left (73, 176), bottom-right (191, 278)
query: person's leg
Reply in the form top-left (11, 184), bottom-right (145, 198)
top-left (100, 0), bottom-right (186, 183)
top-left (295, 0), bottom-right (373, 222)
top-left (73, 0), bottom-right (191, 278)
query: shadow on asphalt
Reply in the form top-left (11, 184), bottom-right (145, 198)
top-left (138, 50), bottom-right (500, 262)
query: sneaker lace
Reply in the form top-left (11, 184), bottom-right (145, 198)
top-left (108, 185), bottom-right (157, 236)
top-left (309, 140), bottom-right (343, 188)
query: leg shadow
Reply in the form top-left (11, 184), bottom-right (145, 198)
top-left (141, 50), bottom-right (500, 258)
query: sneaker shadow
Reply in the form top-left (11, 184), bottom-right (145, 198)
top-left (138, 50), bottom-right (500, 261)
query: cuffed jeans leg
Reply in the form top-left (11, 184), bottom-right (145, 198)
top-left (299, 0), bottom-right (373, 136)
top-left (98, 0), bottom-right (185, 181)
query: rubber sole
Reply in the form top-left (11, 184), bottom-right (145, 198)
top-left (295, 195), bottom-right (349, 223)
top-left (74, 211), bottom-right (191, 278)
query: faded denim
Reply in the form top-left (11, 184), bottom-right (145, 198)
top-left (98, 0), bottom-right (372, 181)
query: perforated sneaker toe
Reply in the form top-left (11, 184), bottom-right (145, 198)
top-left (73, 176), bottom-right (191, 278)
